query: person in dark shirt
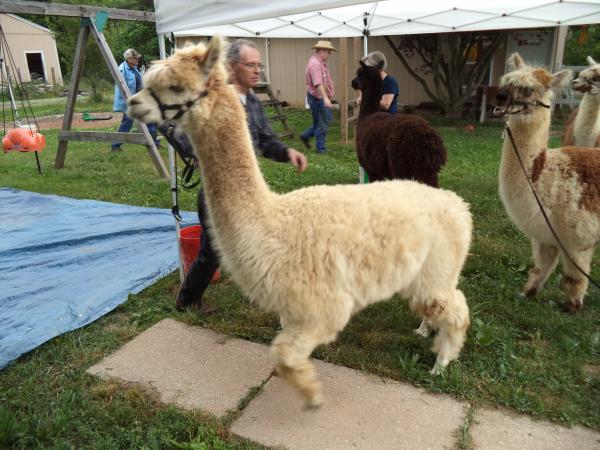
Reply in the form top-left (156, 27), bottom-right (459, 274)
top-left (176, 39), bottom-right (307, 315)
top-left (357, 51), bottom-right (400, 113)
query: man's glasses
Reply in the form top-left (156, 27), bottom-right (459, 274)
top-left (237, 61), bottom-right (264, 70)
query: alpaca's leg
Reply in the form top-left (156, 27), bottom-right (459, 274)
top-left (411, 290), bottom-right (470, 375)
top-left (414, 319), bottom-right (434, 337)
top-left (271, 327), bottom-right (332, 408)
top-left (523, 240), bottom-right (559, 298)
top-left (559, 247), bottom-right (594, 312)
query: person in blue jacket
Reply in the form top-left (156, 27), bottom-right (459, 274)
top-left (111, 48), bottom-right (158, 151)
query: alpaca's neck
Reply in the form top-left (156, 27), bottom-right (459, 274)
top-left (358, 86), bottom-right (382, 122)
top-left (574, 93), bottom-right (600, 144)
top-left (187, 85), bottom-right (272, 230)
top-left (500, 106), bottom-right (550, 187)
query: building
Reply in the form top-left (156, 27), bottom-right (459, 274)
top-left (0, 13), bottom-right (63, 86)
top-left (176, 29), bottom-right (565, 109)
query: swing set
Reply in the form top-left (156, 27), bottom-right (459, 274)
top-left (0, 20), bottom-right (45, 173)
top-left (0, 0), bottom-right (168, 178)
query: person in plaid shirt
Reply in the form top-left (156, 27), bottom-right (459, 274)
top-left (176, 39), bottom-right (307, 315)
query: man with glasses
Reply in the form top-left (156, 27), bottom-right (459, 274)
top-left (176, 39), bottom-right (307, 315)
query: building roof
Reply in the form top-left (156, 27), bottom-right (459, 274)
top-left (4, 13), bottom-right (53, 35)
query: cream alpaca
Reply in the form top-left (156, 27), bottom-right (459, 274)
top-left (127, 37), bottom-right (472, 407)
top-left (496, 53), bottom-right (600, 312)
top-left (563, 56), bottom-right (600, 147)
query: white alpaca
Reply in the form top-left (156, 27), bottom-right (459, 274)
top-left (496, 53), bottom-right (600, 312)
top-left (563, 56), bottom-right (600, 148)
top-left (127, 37), bottom-right (472, 407)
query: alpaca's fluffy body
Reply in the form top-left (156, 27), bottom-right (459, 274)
top-left (563, 57), bottom-right (600, 148)
top-left (497, 53), bottom-right (600, 311)
top-left (127, 38), bottom-right (472, 406)
top-left (352, 63), bottom-right (447, 186)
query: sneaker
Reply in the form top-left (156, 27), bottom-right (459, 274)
top-left (300, 135), bottom-right (311, 150)
top-left (111, 145), bottom-right (122, 152)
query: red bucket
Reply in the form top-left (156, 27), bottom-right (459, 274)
top-left (179, 225), bottom-right (221, 282)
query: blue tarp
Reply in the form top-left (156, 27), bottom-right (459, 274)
top-left (0, 188), bottom-right (195, 369)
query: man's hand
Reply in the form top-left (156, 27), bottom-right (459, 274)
top-left (287, 148), bottom-right (308, 173)
top-left (323, 97), bottom-right (333, 109)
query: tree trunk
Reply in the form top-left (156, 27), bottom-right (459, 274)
top-left (385, 32), bottom-right (507, 117)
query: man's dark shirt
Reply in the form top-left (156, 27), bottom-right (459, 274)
top-left (244, 90), bottom-right (289, 163)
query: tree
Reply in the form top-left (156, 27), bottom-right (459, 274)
top-left (21, 0), bottom-right (158, 99)
top-left (384, 31), bottom-right (507, 117)
top-left (564, 25), bottom-right (600, 66)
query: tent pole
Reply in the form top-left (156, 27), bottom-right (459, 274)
top-left (159, 32), bottom-right (185, 283)
top-left (358, 24), bottom-right (369, 184)
top-left (264, 37), bottom-right (270, 83)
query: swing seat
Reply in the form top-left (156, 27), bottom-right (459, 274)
top-left (3, 128), bottom-right (46, 153)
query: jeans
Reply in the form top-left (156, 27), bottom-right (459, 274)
top-left (177, 189), bottom-right (220, 306)
top-left (301, 92), bottom-right (333, 153)
top-left (111, 113), bottom-right (158, 149)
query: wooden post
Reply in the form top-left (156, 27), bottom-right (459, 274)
top-left (551, 25), bottom-right (568, 73)
top-left (55, 23), bottom-right (89, 169)
top-left (352, 37), bottom-right (362, 68)
top-left (89, 20), bottom-right (169, 178)
top-left (339, 38), bottom-right (349, 144)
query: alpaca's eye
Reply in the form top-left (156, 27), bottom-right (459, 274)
top-left (522, 87), bottom-right (533, 96)
top-left (169, 85), bottom-right (184, 93)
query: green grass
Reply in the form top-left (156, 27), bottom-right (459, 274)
top-left (1, 106), bottom-right (599, 449)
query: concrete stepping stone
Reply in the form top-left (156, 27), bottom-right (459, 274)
top-left (87, 318), bottom-right (273, 417)
top-left (231, 360), bottom-right (467, 450)
top-left (471, 408), bottom-right (600, 450)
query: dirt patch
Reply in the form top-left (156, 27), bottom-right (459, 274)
top-left (582, 363), bottom-right (600, 377)
top-left (31, 112), bottom-right (123, 131)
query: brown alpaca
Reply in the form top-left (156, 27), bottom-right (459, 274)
top-left (351, 61), bottom-right (447, 187)
top-left (563, 56), bottom-right (600, 147)
top-left (496, 53), bottom-right (600, 312)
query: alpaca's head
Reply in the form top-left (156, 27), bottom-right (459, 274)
top-left (572, 56), bottom-right (600, 94)
top-left (351, 60), bottom-right (384, 94)
top-left (127, 36), bottom-right (228, 131)
top-left (495, 52), bottom-right (572, 118)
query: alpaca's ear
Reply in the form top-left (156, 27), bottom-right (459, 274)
top-left (587, 56), bottom-right (598, 67)
top-left (359, 60), bottom-right (367, 68)
top-left (507, 53), bottom-right (525, 70)
top-left (202, 35), bottom-right (225, 75)
top-left (376, 60), bottom-right (385, 71)
top-left (550, 69), bottom-right (573, 90)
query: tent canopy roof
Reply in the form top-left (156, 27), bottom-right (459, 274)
top-left (154, 0), bottom-right (600, 38)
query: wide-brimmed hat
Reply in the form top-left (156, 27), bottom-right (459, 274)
top-left (312, 40), bottom-right (336, 52)
top-left (123, 48), bottom-right (142, 59)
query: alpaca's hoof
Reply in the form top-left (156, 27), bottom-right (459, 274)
top-left (304, 394), bottom-right (324, 410)
top-left (414, 327), bottom-right (431, 338)
top-left (523, 287), bottom-right (538, 298)
top-left (430, 362), bottom-right (447, 376)
top-left (414, 321), bottom-right (432, 338)
top-left (564, 299), bottom-right (584, 313)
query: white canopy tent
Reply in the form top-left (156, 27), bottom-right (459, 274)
top-left (154, 0), bottom-right (600, 37)
top-left (152, 0), bottom-right (600, 279)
